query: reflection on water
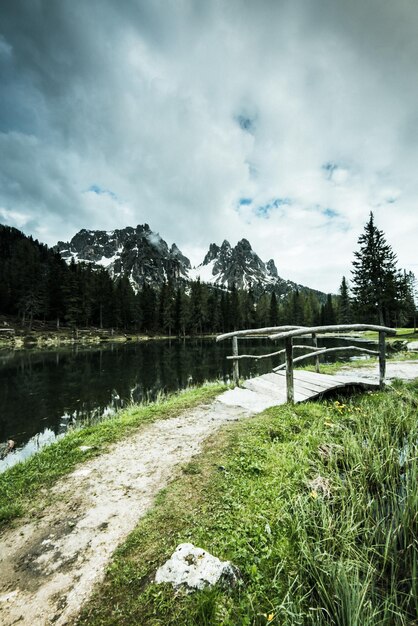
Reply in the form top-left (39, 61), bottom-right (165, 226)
top-left (0, 428), bottom-right (58, 471)
top-left (0, 337), bottom-right (375, 471)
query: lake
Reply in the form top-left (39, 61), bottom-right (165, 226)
top-left (0, 336), bottom-right (375, 471)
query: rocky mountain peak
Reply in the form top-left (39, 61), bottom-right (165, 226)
top-left (190, 237), bottom-right (278, 292)
top-left (55, 222), bottom-right (324, 300)
top-left (266, 259), bottom-right (278, 277)
top-left (170, 243), bottom-right (191, 269)
top-left (236, 238), bottom-right (252, 251)
top-left (55, 224), bottom-right (191, 290)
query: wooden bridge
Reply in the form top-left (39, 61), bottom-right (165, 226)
top-left (216, 324), bottom-right (397, 405)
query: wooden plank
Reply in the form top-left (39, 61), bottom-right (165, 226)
top-left (270, 324), bottom-right (396, 341)
top-left (232, 336), bottom-right (239, 386)
top-left (270, 372), bottom-right (338, 398)
top-left (273, 346), bottom-right (380, 371)
top-left (257, 372), bottom-right (288, 385)
top-left (259, 374), bottom-right (327, 393)
top-left (241, 369), bottom-right (381, 408)
top-left (295, 378), bottom-right (339, 394)
top-left (216, 326), bottom-right (302, 342)
top-left (292, 370), bottom-right (355, 385)
top-left (379, 331), bottom-right (386, 389)
top-left (285, 336), bottom-right (294, 404)
top-left (226, 343), bottom-right (318, 361)
top-left (312, 332), bottom-right (320, 373)
top-left (292, 369), bottom-right (380, 390)
top-left (243, 378), bottom-right (287, 399)
top-left (297, 371), bottom-right (379, 391)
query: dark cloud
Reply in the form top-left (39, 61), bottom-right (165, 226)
top-left (1, 0), bottom-right (417, 290)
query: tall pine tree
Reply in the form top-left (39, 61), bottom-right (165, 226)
top-left (338, 276), bottom-right (351, 323)
top-left (351, 212), bottom-right (401, 325)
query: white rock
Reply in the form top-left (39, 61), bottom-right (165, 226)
top-left (407, 341), bottom-right (418, 351)
top-left (155, 543), bottom-right (239, 592)
top-left (79, 445), bottom-right (93, 452)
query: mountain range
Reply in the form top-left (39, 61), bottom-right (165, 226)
top-left (55, 224), bottom-right (324, 298)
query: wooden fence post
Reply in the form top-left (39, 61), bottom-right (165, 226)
top-left (312, 332), bottom-right (320, 373)
top-left (379, 331), bottom-right (386, 389)
top-left (232, 336), bottom-right (240, 386)
top-left (285, 336), bottom-right (294, 403)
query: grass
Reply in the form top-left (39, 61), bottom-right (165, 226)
top-left (77, 381), bottom-right (418, 626)
top-left (363, 327), bottom-right (418, 341)
top-left (0, 383), bottom-right (226, 529)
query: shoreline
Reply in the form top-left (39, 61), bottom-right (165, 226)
top-left (0, 327), bottom-right (217, 351)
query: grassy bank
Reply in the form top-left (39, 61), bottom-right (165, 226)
top-left (0, 315), bottom-right (218, 350)
top-left (78, 381), bottom-right (418, 626)
top-left (0, 383), bottom-right (225, 529)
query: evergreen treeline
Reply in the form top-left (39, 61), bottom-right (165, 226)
top-left (0, 225), bottom-right (336, 334)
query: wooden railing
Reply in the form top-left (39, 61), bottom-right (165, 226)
top-left (216, 324), bottom-right (397, 403)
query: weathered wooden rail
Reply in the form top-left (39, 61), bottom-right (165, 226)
top-left (216, 324), bottom-right (397, 403)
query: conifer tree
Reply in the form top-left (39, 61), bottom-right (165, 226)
top-left (220, 291), bottom-right (231, 332)
top-left (174, 287), bottom-right (188, 337)
top-left (189, 279), bottom-right (203, 335)
top-left (255, 293), bottom-right (270, 327)
top-left (229, 283), bottom-right (241, 330)
top-left (240, 289), bottom-right (256, 328)
top-left (288, 289), bottom-right (304, 325)
top-left (338, 276), bottom-right (351, 323)
top-left (269, 292), bottom-right (279, 326)
top-left (320, 294), bottom-right (337, 325)
top-left (351, 212), bottom-right (401, 325)
top-left (140, 284), bottom-right (157, 333)
top-left (399, 271), bottom-right (417, 329)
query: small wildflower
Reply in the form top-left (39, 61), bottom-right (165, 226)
top-left (267, 613), bottom-right (274, 622)
top-left (310, 490), bottom-right (318, 499)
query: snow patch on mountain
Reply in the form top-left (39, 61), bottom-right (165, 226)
top-left (188, 260), bottom-right (216, 284)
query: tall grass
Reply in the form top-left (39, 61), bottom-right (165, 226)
top-left (284, 383), bottom-right (418, 625)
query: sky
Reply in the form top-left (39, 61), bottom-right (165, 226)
top-left (1, 0), bottom-right (417, 292)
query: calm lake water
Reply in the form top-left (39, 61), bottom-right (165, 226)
top-left (0, 336), bottom-right (375, 471)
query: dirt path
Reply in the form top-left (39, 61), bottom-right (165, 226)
top-left (1, 362), bottom-right (417, 626)
top-left (0, 397), bottom-right (253, 626)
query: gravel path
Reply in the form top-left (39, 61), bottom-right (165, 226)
top-left (0, 398), bottom-right (253, 626)
top-left (335, 359), bottom-right (418, 382)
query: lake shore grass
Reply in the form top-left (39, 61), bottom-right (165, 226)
top-left (0, 315), bottom-right (218, 350)
top-left (297, 350), bottom-right (418, 375)
top-left (0, 383), bottom-right (226, 529)
top-left (77, 381), bottom-right (418, 626)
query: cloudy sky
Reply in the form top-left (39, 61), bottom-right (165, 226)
top-left (1, 0), bottom-right (417, 292)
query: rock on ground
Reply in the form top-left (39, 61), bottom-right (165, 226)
top-left (155, 543), bottom-right (239, 592)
